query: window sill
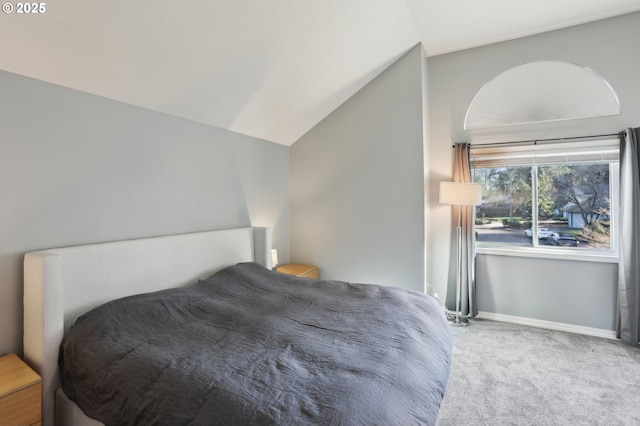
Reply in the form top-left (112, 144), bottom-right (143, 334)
top-left (476, 246), bottom-right (619, 263)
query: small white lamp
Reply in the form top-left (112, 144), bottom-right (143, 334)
top-left (439, 182), bottom-right (482, 326)
top-left (271, 249), bottom-right (278, 271)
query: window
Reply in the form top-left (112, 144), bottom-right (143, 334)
top-left (471, 139), bottom-right (619, 260)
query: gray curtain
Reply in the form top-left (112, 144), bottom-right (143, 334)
top-left (618, 128), bottom-right (640, 346)
top-left (445, 143), bottom-right (477, 317)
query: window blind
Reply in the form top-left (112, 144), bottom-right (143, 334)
top-left (470, 138), bottom-right (619, 168)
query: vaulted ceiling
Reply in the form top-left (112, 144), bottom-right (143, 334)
top-left (2, 0), bottom-right (639, 145)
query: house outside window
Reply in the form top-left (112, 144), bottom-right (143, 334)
top-left (471, 138), bottom-right (619, 261)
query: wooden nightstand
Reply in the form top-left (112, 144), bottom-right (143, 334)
top-left (0, 354), bottom-right (42, 426)
top-left (276, 263), bottom-right (319, 279)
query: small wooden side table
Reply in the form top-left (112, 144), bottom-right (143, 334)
top-left (276, 263), bottom-right (319, 279)
top-left (0, 354), bottom-right (42, 426)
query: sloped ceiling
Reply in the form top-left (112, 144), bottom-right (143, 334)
top-left (1, 0), bottom-right (639, 146)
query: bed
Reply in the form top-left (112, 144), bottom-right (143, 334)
top-left (23, 226), bottom-right (452, 426)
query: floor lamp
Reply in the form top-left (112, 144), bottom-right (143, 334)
top-left (439, 181), bottom-right (482, 326)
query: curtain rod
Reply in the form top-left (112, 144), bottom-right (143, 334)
top-left (453, 132), bottom-right (624, 149)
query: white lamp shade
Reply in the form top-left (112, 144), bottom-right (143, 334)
top-left (439, 182), bottom-right (482, 206)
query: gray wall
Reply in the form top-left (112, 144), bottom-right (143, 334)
top-left (427, 12), bottom-right (640, 330)
top-left (290, 45), bottom-right (426, 292)
top-left (0, 70), bottom-right (290, 356)
top-left (476, 255), bottom-right (617, 329)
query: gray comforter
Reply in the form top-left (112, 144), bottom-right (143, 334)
top-left (60, 262), bottom-right (452, 426)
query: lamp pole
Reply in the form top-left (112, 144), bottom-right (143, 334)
top-left (450, 203), bottom-right (467, 326)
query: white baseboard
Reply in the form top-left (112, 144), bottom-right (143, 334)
top-left (476, 311), bottom-right (617, 340)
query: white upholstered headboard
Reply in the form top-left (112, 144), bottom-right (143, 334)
top-left (23, 226), bottom-right (271, 426)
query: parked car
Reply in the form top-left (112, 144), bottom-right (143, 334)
top-left (548, 234), bottom-right (579, 247)
top-left (523, 227), bottom-right (558, 239)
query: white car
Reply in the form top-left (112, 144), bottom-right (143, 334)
top-left (523, 227), bottom-right (558, 239)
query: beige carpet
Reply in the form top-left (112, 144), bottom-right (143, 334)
top-left (436, 319), bottom-right (640, 426)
